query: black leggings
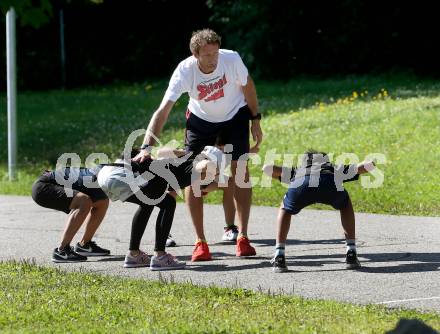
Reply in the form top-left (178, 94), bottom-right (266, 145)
top-left (125, 177), bottom-right (176, 252)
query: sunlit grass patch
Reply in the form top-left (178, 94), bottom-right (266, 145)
top-left (1, 261), bottom-right (440, 333)
top-left (0, 75), bottom-right (439, 215)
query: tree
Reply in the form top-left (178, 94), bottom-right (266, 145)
top-left (0, 0), bottom-right (53, 28)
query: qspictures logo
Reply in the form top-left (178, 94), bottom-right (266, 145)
top-left (197, 74), bottom-right (227, 102)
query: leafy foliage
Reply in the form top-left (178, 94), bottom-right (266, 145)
top-left (0, 0), bottom-right (52, 28)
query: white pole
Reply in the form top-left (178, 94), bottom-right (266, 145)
top-left (59, 9), bottom-right (66, 88)
top-left (6, 8), bottom-right (17, 181)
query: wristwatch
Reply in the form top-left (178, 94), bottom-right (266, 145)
top-left (250, 113), bottom-right (262, 120)
top-left (140, 144), bottom-right (152, 152)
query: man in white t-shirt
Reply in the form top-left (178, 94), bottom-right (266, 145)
top-left (133, 29), bottom-right (263, 261)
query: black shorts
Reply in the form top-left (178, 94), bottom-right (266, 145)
top-left (125, 175), bottom-right (169, 206)
top-left (31, 172), bottom-right (108, 214)
top-left (126, 158), bottom-right (194, 205)
top-left (185, 105), bottom-right (250, 160)
top-left (282, 174), bottom-right (350, 215)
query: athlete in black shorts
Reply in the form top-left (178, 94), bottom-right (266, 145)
top-left (32, 167), bottom-right (110, 263)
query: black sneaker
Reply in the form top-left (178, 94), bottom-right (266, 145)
top-left (74, 241), bottom-right (110, 256)
top-left (270, 255), bottom-right (288, 273)
top-left (346, 249), bottom-right (361, 269)
top-left (52, 245), bottom-right (87, 263)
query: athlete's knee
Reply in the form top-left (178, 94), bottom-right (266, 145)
top-left (71, 193), bottom-right (93, 212)
top-left (93, 198), bottom-right (109, 210)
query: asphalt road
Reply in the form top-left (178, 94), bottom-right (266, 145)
top-left (1, 195), bottom-right (439, 313)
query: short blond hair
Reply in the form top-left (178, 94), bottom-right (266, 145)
top-left (189, 29), bottom-right (221, 55)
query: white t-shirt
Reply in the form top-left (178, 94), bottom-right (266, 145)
top-left (163, 49), bottom-right (249, 123)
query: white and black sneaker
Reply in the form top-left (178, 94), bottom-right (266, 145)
top-left (74, 241), bottom-right (110, 256)
top-left (222, 225), bottom-right (239, 242)
top-left (271, 255), bottom-right (288, 273)
top-left (166, 234), bottom-right (177, 247)
top-left (346, 249), bottom-right (361, 269)
top-left (52, 245), bottom-right (87, 263)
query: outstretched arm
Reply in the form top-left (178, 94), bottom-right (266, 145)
top-left (356, 161), bottom-right (376, 174)
top-left (262, 164), bottom-right (284, 179)
top-left (262, 164), bottom-right (295, 184)
top-left (133, 100), bottom-right (175, 162)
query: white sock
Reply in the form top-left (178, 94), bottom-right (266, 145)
top-left (346, 239), bottom-right (356, 253)
top-left (275, 243), bottom-right (286, 257)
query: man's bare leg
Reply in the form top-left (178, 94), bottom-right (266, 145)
top-left (231, 160), bottom-right (251, 236)
top-left (185, 185), bottom-right (206, 241)
top-left (222, 177), bottom-right (236, 226)
top-left (231, 159), bottom-right (256, 256)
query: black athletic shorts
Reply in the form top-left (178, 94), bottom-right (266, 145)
top-left (126, 174), bottom-right (169, 206)
top-left (282, 174), bottom-right (350, 215)
top-left (31, 172), bottom-right (108, 214)
top-left (127, 158), bottom-right (194, 204)
top-left (185, 105), bottom-right (251, 160)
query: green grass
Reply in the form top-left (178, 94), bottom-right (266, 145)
top-left (1, 75), bottom-right (439, 215)
top-left (1, 261), bottom-right (439, 333)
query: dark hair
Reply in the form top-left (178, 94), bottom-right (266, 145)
top-left (301, 149), bottom-right (329, 167)
top-left (305, 149), bottom-right (328, 158)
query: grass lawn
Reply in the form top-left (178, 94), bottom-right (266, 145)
top-left (0, 75), bottom-right (439, 215)
top-left (1, 261), bottom-right (439, 334)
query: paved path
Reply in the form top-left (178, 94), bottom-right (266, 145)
top-left (1, 195), bottom-right (439, 313)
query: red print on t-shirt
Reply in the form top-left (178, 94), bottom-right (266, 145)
top-left (197, 74), bottom-right (227, 102)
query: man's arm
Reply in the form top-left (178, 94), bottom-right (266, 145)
top-left (242, 75), bottom-right (258, 116)
top-left (242, 75), bottom-right (263, 149)
top-left (262, 164), bottom-right (283, 179)
top-left (133, 100), bottom-right (175, 162)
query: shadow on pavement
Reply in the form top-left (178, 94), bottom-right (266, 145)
top-left (290, 252), bottom-right (440, 273)
top-left (88, 251), bottom-right (439, 274)
top-left (186, 261), bottom-right (270, 272)
top-left (251, 238), bottom-right (346, 247)
top-left (177, 252), bottom-right (235, 262)
top-left (97, 256), bottom-right (126, 262)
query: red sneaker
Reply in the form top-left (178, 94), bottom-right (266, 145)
top-left (236, 236), bottom-right (256, 257)
top-left (191, 241), bottom-right (212, 261)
